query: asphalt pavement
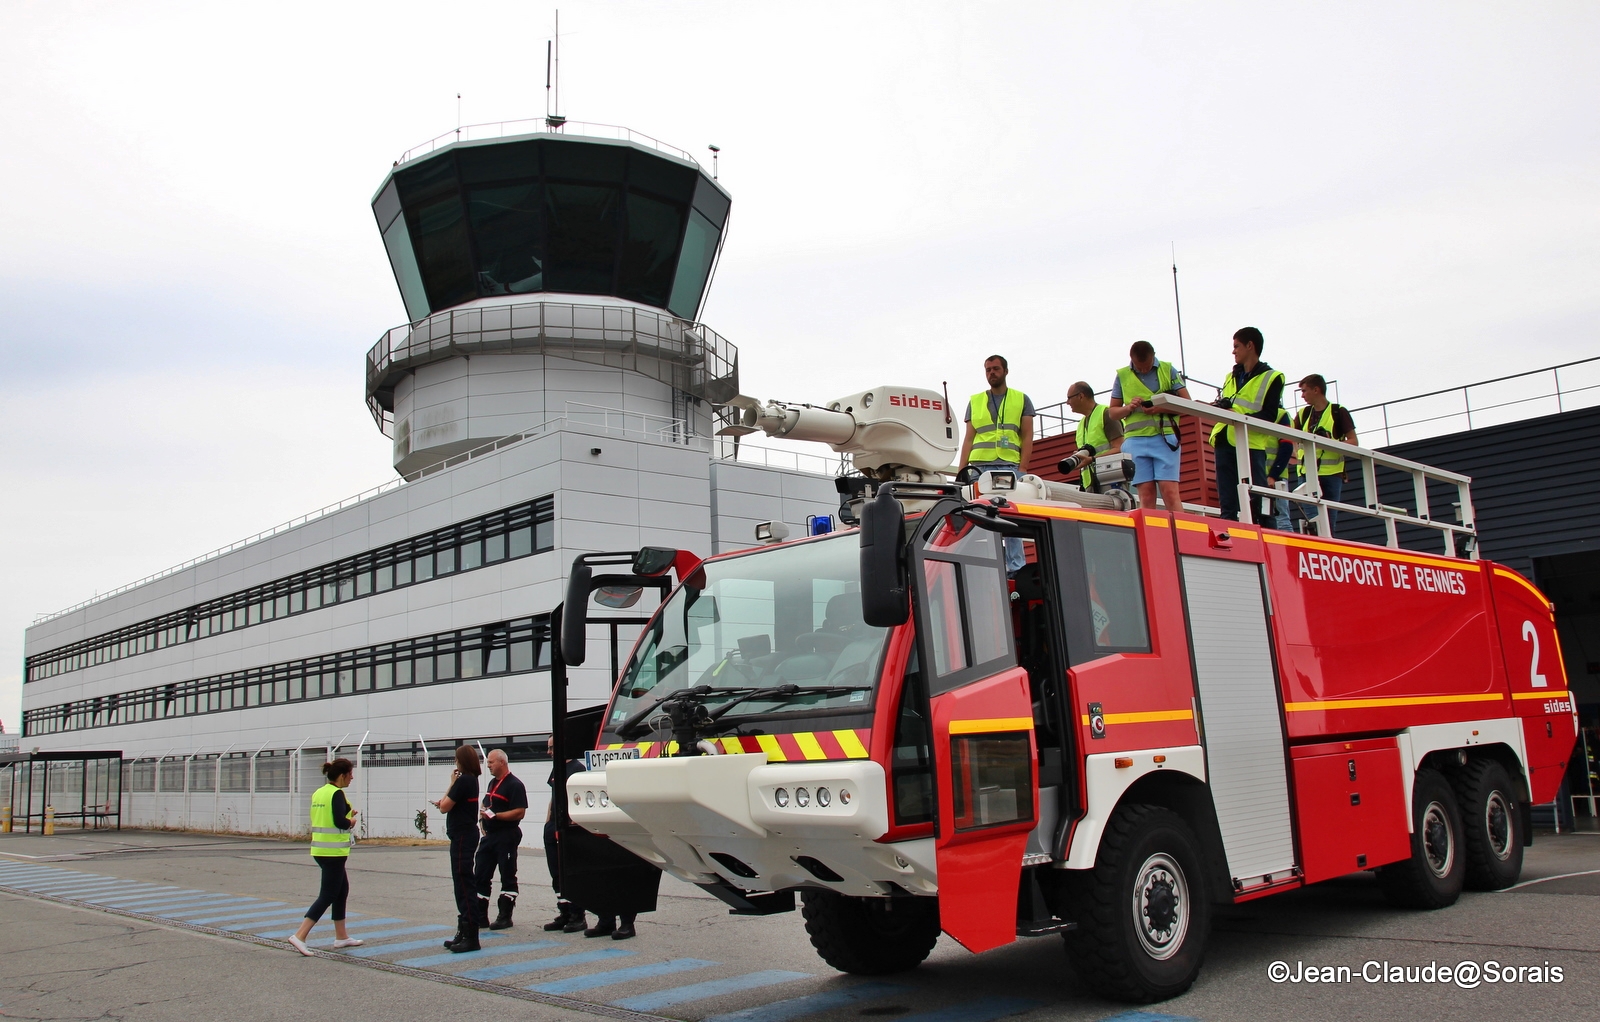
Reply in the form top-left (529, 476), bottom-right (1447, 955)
top-left (1, 827), bottom-right (1596, 1022)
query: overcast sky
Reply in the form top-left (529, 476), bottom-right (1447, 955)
top-left (3, 2), bottom-right (1597, 731)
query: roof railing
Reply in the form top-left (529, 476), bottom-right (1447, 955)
top-left (395, 119), bottom-right (699, 168)
top-left (1149, 393), bottom-right (1478, 558)
top-left (1349, 356), bottom-right (1600, 448)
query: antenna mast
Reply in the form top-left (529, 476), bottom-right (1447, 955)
top-left (1171, 243), bottom-right (1188, 377)
top-left (546, 10), bottom-right (565, 129)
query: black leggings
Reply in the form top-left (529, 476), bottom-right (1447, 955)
top-left (449, 831), bottom-right (479, 916)
top-left (305, 855), bottom-right (349, 923)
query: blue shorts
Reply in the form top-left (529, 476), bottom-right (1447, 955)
top-left (1121, 435), bottom-right (1181, 484)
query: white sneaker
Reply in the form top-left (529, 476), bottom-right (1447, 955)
top-left (332, 938), bottom-right (364, 948)
top-left (287, 935), bottom-right (314, 957)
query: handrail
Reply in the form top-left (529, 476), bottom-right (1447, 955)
top-left (1149, 394), bottom-right (1478, 558)
top-left (395, 119), bottom-right (699, 168)
top-left (1347, 356), bottom-right (1600, 448)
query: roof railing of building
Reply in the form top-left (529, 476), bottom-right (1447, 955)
top-left (30, 401), bottom-right (704, 628)
top-left (1350, 355), bottom-right (1600, 448)
top-left (394, 119), bottom-right (700, 168)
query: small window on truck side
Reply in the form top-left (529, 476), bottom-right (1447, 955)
top-left (1052, 521), bottom-right (1152, 664)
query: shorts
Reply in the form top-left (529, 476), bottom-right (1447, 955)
top-left (1121, 434), bottom-right (1181, 484)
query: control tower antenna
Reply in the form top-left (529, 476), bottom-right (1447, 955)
top-left (546, 11), bottom-right (566, 129)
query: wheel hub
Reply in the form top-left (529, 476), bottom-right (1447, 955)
top-left (1422, 801), bottom-right (1455, 878)
top-left (1485, 791), bottom-right (1512, 861)
top-left (1132, 852), bottom-right (1189, 961)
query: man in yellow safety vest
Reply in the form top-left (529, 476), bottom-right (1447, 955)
top-left (958, 354), bottom-right (1034, 572)
top-left (1291, 373), bottom-right (1358, 532)
top-left (1062, 381), bottom-right (1123, 491)
top-left (1107, 341), bottom-right (1190, 512)
top-left (1209, 327), bottom-right (1286, 523)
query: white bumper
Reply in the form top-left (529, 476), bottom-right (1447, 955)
top-left (567, 752), bottom-right (937, 897)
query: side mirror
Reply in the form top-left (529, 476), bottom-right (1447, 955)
top-left (633, 547), bottom-right (678, 576)
top-left (561, 564), bottom-right (593, 665)
top-left (955, 465), bottom-right (981, 485)
top-left (859, 487), bottom-right (909, 627)
top-left (594, 585), bottom-right (644, 609)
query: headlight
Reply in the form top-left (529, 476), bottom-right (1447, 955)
top-left (816, 787), bottom-right (831, 807)
top-left (584, 790), bottom-right (596, 807)
top-left (572, 792), bottom-right (582, 805)
top-left (839, 788), bottom-right (851, 805)
top-left (598, 790), bottom-right (609, 807)
top-left (774, 787), bottom-right (789, 807)
top-left (796, 787), bottom-right (810, 807)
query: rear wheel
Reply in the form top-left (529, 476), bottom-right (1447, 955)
top-left (1378, 768), bottom-right (1465, 909)
top-left (1061, 804), bottom-right (1210, 1003)
top-left (1455, 759), bottom-right (1523, 890)
top-left (800, 890), bottom-right (940, 974)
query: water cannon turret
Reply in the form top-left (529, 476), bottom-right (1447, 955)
top-left (720, 385), bottom-right (958, 481)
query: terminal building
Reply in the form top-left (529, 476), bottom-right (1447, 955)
top-left (13, 121), bottom-right (839, 838)
top-left (11, 118), bottom-right (1600, 839)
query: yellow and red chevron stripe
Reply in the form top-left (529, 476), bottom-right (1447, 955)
top-left (602, 728), bottom-right (871, 762)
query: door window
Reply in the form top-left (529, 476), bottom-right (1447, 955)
top-left (949, 732), bottom-right (1034, 831)
top-left (917, 514), bottom-right (1018, 695)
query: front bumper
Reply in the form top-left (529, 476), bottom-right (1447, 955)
top-left (567, 752), bottom-right (937, 897)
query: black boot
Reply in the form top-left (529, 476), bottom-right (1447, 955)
top-left (474, 896), bottom-right (491, 929)
top-left (544, 901), bottom-right (577, 931)
top-left (450, 914), bottom-right (481, 953)
top-left (585, 914), bottom-right (617, 938)
top-left (442, 917), bottom-right (465, 949)
top-left (563, 905), bottom-right (588, 933)
top-left (489, 893), bottom-right (516, 930)
top-left (612, 913), bottom-right (637, 940)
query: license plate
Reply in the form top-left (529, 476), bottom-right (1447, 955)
top-left (583, 747), bottom-right (642, 771)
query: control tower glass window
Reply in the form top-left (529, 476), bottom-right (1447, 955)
top-left (375, 136), bottom-right (727, 324)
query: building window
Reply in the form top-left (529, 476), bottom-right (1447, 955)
top-left (26, 497), bottom-right (556, 683)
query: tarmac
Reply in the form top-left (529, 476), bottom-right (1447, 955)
top-left (1, 827), bottom-right (1596, 1022)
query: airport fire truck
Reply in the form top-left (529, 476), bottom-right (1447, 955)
top-left (548, 388), bottom-right (1577, 1003)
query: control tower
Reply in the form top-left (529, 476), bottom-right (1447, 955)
top-left (366, 122), bottom-right (739, 475)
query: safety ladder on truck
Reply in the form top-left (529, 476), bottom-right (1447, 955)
top-left (1149, 393), bottom-right (1479, 558)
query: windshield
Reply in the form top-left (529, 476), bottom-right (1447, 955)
top-left (606, 533), bottom-right (888, 735)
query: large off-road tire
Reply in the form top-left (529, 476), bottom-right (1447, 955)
top-left (1454, 758), bottom-right (1524, 890)
top-left (1061, 804), bottom-right (1211, 1003)
top-left (1378, 768), bottom-right (1465, 909)
top-left (800, 890), bottom-right (940, 975)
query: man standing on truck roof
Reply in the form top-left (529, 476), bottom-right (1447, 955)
top-left (1291, 373), bottom-right (1358, 533)
top-left (1210, 327), bottom-right (1285, 522)
top-left (958, 354), bottom-right (1033, 573)
top-left (1107, 341), bottom-right (1190, 512)
top-left (1063, 381), bottom-right (1123, 491)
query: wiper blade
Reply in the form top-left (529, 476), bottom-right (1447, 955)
top-left (707, 684), bottom-right (870, 721)
top-left (612, 685), bottom-right (759, 739)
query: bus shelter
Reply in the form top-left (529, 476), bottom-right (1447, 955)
top-left (3, 751), bottom-right (123, 833)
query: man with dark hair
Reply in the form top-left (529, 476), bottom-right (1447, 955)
top-left (1291, 374), bottom-right (1357, 533)
top-left (1210, 327), bottom-right (1285, 523)
top-left (957, 354), bottom-right (1034, 572)
top-left (1107, 341), bottom-right (1189, 511)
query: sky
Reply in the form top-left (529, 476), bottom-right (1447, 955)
top-left (2, 1), bottom-right (1597, 732)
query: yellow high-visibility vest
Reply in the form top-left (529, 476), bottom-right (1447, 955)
top-left (1115, 362), bottom-right (1181, 439)
top-left (1075, 404), bottom-right (1111, 488)
top-left (968, 389), bottom-right (1028, 464)
top-left (1294, 404), bottom-right (1347, 475)
top-left (309, 783), bottom-right (351, 858)
top-left (1210, 366), bottom-right (1285, 450)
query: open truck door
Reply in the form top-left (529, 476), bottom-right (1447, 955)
top-left (880, 492), bottom-right (1036, 952)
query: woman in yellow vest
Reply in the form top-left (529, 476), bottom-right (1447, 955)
top-left (287, 758), bottom-right (360, 956)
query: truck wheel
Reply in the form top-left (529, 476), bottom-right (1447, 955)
top-left (1454, 759), bottom-right (1523, 890)
top-left (800, 890), bottom-right (940, 974)
top-left (1061, 804), bottom-right (1210, 1003)
top-left (1378, 768), bottom-right (1465, 909)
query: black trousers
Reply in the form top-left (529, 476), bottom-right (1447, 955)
top-left (543, 817), bottom-right (561, 892)
top-left (449, 830), bottom-right (479, 917)
top-left (474, 827), bottom-right (521, 898)
top-left (1214, 442), bottom-right (1270, 523)
top-left (305, 855), bottom-right (349, 922)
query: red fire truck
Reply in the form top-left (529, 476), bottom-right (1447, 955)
top-left (551, 400), bottom-right (1577, 1004)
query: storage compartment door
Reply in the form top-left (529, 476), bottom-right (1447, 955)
top-left (1181, 555), bottom-right (1297, 890)
top-left (912, 509), bottom-right (1036, 954)
top-left (1291, 740), bottom-right (1411, 884)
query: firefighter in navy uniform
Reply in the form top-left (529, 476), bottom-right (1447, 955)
top-left (543, 756), bottom-right (589, 934)
top-left (474, 749), bottom-right (528, 930)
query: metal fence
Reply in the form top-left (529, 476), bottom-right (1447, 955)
top-left (395, 119), bottom-right (699, 168)
top-left (1350, 357), bottom-right (1600, 448)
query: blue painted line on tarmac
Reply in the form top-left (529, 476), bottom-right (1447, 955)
top-left (0, 869), bottom-right (66, 880)
top-left (460, 948), bottom-right (636, 982)
top-left (218, 912), bottom-right (318, 930)
top-left (700, 981), bottom-right (913, 1022)
top-left (1095, 1014), bottom-right (1201, 1022)
top-left (891, 998), bottom-right (1044, 1022)
top-left (311, 925), bottom-right (452, 944)
top-left (16, 879), bottom-right (126, 894)
top-left (85, 889), bottom-right (194, 905)
top-left (13, 874), bottom-right (116, 887)
top-left (340, 932), bottom-right (509, 958)
top-left (257, 917), bottom-right (393, 939)
top-left (110, 894), bottom-right (240, 911)
top-left (611, 971), bottom-right (814, 1012)
top-left (185, 906), bottom-right (301, 925)
top-left (79, 889), bottom-right (182, 904)
top-left (159, 900), bottom-right (280, 917)
top-left (399, 940), bottom-right (562, 968)
top-left (529, 958), bottom-right (719, 995)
